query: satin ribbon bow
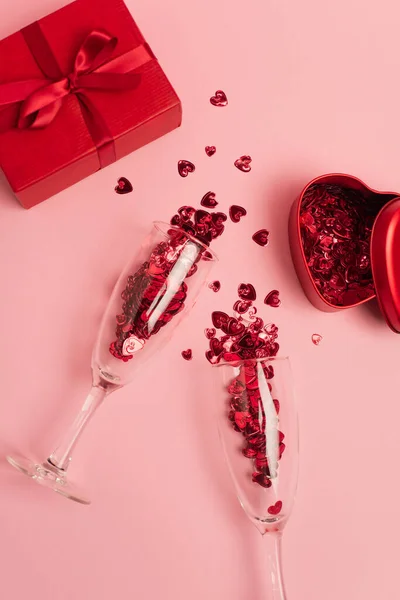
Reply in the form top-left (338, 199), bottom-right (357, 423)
top-left (0, 27), bottom-right (149, 167)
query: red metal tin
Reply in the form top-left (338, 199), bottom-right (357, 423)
top-left (289, 173), bottom-right (400, 331)
top-left (371, 198), bottom-right (400, 333)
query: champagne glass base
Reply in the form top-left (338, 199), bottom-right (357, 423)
top-left (6, 454), bottom-right (90, 505)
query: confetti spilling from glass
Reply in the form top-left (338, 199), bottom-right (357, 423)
top-left (115, 177), bottom-right (133, 194)
top-left (264, 290), bottom-right (281, 308)
top-left (181, 349), bottom-right (193, 361)
top-left (109, 205), bottom-right (224, 362)
top-left (210, 90), bottom-right (228, 107)
top-left (209, 280), bottom-right (221, 293)
top-left (201, 191), bottom-right (218, 209)
top-left (205, 145), bottom-right (216, 157)
top-left (311, 333), bottom-right (322, 345)
top-left (300, 183), bottom-right (380, 306)
top-left (252, 229), bottom-right (270, 247)
top-left (178, 160), bottom-right (195, 177)
top-left (205, 286), bottom-right (284, 489)
top-left (170, 206), bottom-right (227, 246)
top-left (234, 155), bottom-right (252, 172)
top-left (229, 205), bottom-right (247, 223)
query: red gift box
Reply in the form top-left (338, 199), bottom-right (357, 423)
top-left (0, 0), bottom-right (182, 208)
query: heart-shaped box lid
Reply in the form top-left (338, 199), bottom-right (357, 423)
top-left (371, 198), bottom-right (400, 333)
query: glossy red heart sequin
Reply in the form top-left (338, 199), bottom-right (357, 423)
top-left (201, 192), bottom-right (218, 209)
top-left (210, 90), bottom-right (228, 107)
top-left (234, 155), bottom-right (252, 172)
top-left (212, 311), bottom-right (229, 329)
top-left (229, 205), bottom-right (247, 223)
top-left (204, 327), bottom-right (216, 339)
top-left (238, 283), bottom-right (257, 301)
top-left (264, 290), bottom-right (281, 307)
top-left (115, 177), bottom-right (133, 194)
top-left (312, 333), bottom-right (322, 345)
top-left (268, 501), bottom-right (282, 515)
top-left (205, 145), bottom-right (216, 157)
top-left (178, 160), bottom-right (195, 177)
top-left (209, 281), bottom-right (221, 293)
top-left (252, 229), bottom-right (270, 246)
top-left (181, 349), bottom-right (193, 361)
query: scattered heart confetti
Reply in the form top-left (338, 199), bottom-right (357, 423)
top-left (115, 177), bottom-right (133, 194)
top-left (264, 290), bottom-right (281, 308)
top-left (234, 155), bottom-right (252, 172)
top-left (205, 145), bottom-right (216, 157)
top-left (204, 328), bottom-right (216, 339)
top-left (178, 160), bottom-right (195, 177)
top-left (252, 229), bottom-right (270, 247)
top-left (238, 283), bottom-right (257, 301)
top-left (229, 205), bottom-right (247, 223)
top-left (268, 501), bottom-right (283, 515)
top-left (312, 333), bottom-right (322, 345)
top-left (181, 349), bottom-right (193, 361)
top-left (210, 90), bottom-right (228, 107)
top-left (201, 191), bottom-right (218, 209)
top-left (209, 281), bottom-right (221, 293)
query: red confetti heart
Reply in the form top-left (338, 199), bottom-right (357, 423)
top-left (268, 501), bottom-right (283, 515)
top-left (229, 205), bottom-right (247, 223)
top-left (178, 160), bottom-right (195, 177)
top-left (209, 281), bottom-right (221, 293)
top-left (204, 328), bottom-right (216, 339)
top-left (233, 300), bottom-right (252, 314)
top-left (205, 145), bottom-right (216, 157)
top-left (210, 90), bottom-right (228, 107)
top-left (252, 229), bottom-right (270, 247)
top-left (273, 399), bottom-right (280, 414)
top-left (234, 412), bottom-right (249, 429)
top-left (312, 333), bottom-right (322, 345)
top-left (225, 318), bottom-right (245, 336)
top-left (181, 349), bottom-right (193, 361)
top-left (201, 191), bottom-right (218, 209)
top-left (252, 472), bottom-right (272, 488)
top-left (238, 283), bottom-right (257, 301)
top-left (234, 155), bottom-right (252, 172)
top-left (212, 311), bottom-right (229, 329)
top-left (264, 290), bottom-right (281, 308)
top-left (115, 177), bottom-right (133, 194)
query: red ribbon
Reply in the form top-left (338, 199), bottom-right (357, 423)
top-left (0, 22), bottom-right (153, 167)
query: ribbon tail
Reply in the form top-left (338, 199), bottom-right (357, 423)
top-left (76, 92), bottom-right (116, 168)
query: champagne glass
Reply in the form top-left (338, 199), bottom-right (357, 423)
top-left (214, 356), bottom-right (298, 600)
top-left (7, 222), bottom-right (217, 504)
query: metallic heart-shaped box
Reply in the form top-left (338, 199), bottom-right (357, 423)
top-left (289, 173), bottom-right (400, 333)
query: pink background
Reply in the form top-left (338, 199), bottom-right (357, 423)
top-left (0, 0), bottom-right (400, 598)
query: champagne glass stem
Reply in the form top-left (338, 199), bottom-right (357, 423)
top-left (263, 532), bottom-right (287, 600)
top-left (47, 384), bottom-right (108, 472)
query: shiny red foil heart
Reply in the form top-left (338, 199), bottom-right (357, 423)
top-left (201, 192), bottom-right (218, 209)
top-left (252, 229), bottom-right (270, 247)
top-left (234, 155), bottom-right (252, 172)
top-left (205, 145), bottom-right (216, 157)
top-left (238, 283), bottom-right (257, 301)
top-left (209, 280), bottom-right (221, 293)
top-left (229, 205), bottom-right (247, 223)
top-left (210, 90), bottom-right (228, 107)
top-left (115, 177), bottom-right (133, 194)
top-left (181, 349), bottom-right (193, 361)
top-left (264, 290), bottom-right (281, 307)
top-left (178, 160), bottom-right (195, 177)
top-left (268, 501), bottom-right (283, 515)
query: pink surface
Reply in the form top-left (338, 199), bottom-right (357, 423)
top-left (0, 1), bottom-right (400, 599)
